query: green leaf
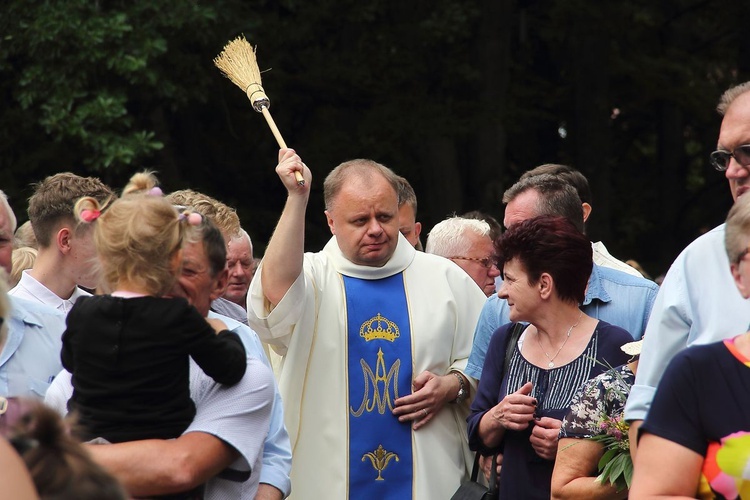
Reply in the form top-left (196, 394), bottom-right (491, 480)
top-left (609, 454), bottom-right (626, 480)
top-left (598, 449), bottom-right (617, 471)
top-left (624, 458), bottom-right (634, 489)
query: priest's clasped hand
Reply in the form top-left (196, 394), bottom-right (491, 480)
top-left (392, 371), bottom-right (457, 430)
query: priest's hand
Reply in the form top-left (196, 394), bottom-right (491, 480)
top-left (392, 371), bottom-right (454, 430)
top-left (275, 148), bottom-right (311, 195)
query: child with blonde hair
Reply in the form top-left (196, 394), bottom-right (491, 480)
top-left (10, 247), bottom-right (37, 288)
top-left (61, 172), bottom-right (247, 444)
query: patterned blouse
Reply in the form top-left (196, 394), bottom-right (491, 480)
top-left (560, 364), bottom-right (635, 439)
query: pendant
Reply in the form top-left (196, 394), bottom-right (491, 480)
top-left (548, 361), bottom-right (554, 368)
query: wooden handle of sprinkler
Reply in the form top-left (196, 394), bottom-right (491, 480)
top-left (260, 107), bottom-right (305, 186)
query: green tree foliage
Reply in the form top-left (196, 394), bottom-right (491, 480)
top-left (0, 0), bottom-right (254, 197)
top-left (0, 0), bottom-right (746, 273)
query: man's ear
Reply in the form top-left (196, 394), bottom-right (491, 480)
top-left (57, 227), bottom-right (72, 255)
top-left (731, 263), bottom-right (750, 299)
top-left (211, 268), bottom-right (230, 301)
top-left (414, 221), bottom-right (422, 240)
top-left (582, 203), bottom-right (592, 223)
top-left (325, 210), bottom-right (336, 235)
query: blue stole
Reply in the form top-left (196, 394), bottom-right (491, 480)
top-left (344, 273), bottom-right (413, 499)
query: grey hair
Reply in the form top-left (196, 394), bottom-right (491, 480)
top-left (718, 82), bottom-right (750, 116)
top-left (425, 217), bottom-right (491, 257)
top-left (0, 190), bottom-right (17, 233)
top-left (502, 174), bottom-right (584, 233)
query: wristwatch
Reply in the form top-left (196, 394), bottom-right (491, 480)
top-left (450, 371), bottom-right (468, 404)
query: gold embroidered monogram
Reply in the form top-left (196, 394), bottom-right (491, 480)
top-left (350, 348), bottom-right (400, 416)
top-left (362, 444), bottom-right (399, 481)
top-left (360, 313), bottom-right (400, 342)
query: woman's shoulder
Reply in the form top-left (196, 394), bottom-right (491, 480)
top-left (487, 322), bottom-right (523, 351)
top-left (594, 320), bottom-right (635, 344)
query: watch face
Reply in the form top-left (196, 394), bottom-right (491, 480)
top-left (456, 388), bottom-right (466, 402)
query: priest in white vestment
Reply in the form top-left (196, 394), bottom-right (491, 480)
top-left (248, 149), bottom-right (486, 499)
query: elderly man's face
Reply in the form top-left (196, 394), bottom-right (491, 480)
top-left (0, 205), bottom-right (12, 274)
top-left (224, 235), bottom-right (254, 306)
top-left (171, 239), bottom-right (226, 317)
top-left (720, 92), bottom-right (750, 202)
top-left (451, 231), bottom-right (501, 297)
top-left (325, 173), bottom-right (400, 267)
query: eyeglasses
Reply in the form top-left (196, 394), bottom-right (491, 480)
top-left (449, 256), bottom-right (497, 269)
top-left (710, 145), bottom-right (750, 171)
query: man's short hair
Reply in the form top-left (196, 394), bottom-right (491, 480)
top-left (234, 229), bottom-right (253, 248)
top-left (395, 175), bottom-right (418, 214)
top-left (166, 189), bottom-right (241, 241)
top-left (502, 174), bottom-right (585, 233)
top-left (323, 159), bottom-right (400, 211)
top-left (725, 193), bottom-right (750, 264)
top-left (425, 217), bottom-right (491, 257)
top-left (198, 217), bottom-right (228, 278)
top-left (28, 173), bottom-right (113, 248)
top-left (0, 190), bottom-right (17, 234)
top-left (520, 164), bottom-right (593, 206)
top-left (718, 82), bottom-right (750, 116)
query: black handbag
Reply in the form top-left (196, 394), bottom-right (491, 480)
top-left (450, 452), bottom-right (498, 500)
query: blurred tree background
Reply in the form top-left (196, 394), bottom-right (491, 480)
top-left (1, 0), bottom-right (746, 277)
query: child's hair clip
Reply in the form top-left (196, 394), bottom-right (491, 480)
top-left (179, 211), bottom-right (202, 226)
top-left (148, 187), bottom-right (163, 197)
top-left (80, 209), bottom-right (101, 222)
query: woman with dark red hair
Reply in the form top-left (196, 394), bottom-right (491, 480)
top-left (467, 215), bottom-right (632, 499)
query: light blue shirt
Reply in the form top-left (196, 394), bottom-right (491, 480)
top-left (625, 224), bottom-right (750, 422)
top-left (466, 263), bottom-right (659, 379)
top-left (0, 297), bottom-right (66, 398)
top-left (209, 311), bottom-right (292, 497)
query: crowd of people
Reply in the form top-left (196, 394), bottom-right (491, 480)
top-left (1, 81), bottom-right (750, 499)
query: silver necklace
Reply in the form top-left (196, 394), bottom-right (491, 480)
top-left (537, 310), bottom-right (584, 368)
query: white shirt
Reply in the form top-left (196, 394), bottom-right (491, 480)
top-left (592, 241), bottom-right (643, 277)
top-left (624, 224), bottom-right (750, 421)
top-left (9, 270), bottom-right (90, 315)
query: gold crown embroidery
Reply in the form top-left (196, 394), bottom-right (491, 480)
top-left (360, 313), bottom-right (399, 342)
top-left (362, 444), bottom-right (399, 481)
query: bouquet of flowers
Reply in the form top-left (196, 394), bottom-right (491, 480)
top-left (590, 413), bottom-right (632, 492)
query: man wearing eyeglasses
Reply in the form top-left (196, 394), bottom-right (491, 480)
top-left (624, 82), bottom-right (750, 454)
top-left (425, 216), bottom-right (501, 296)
